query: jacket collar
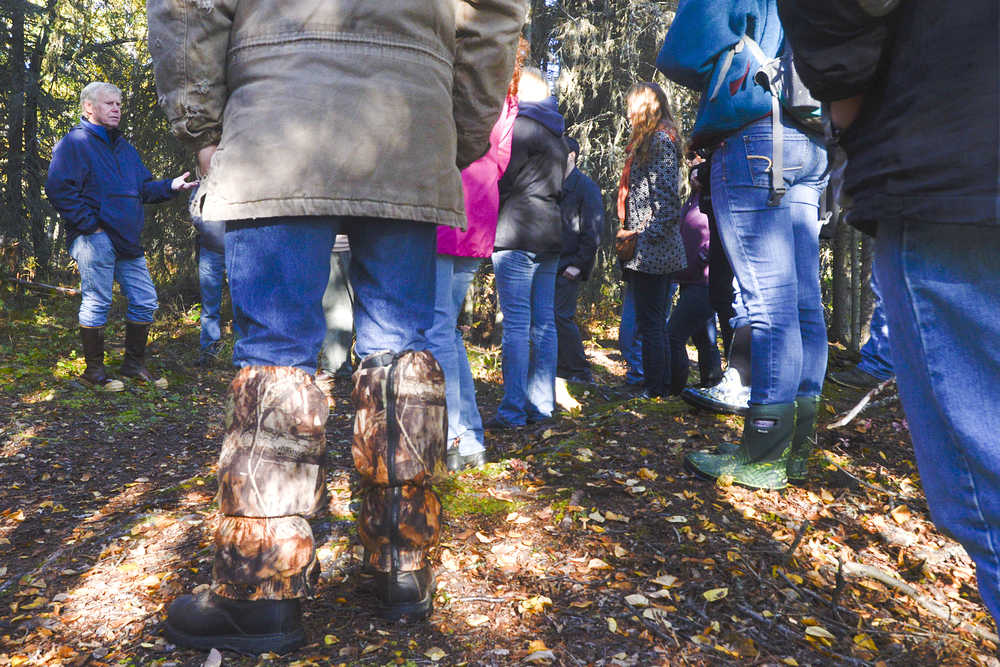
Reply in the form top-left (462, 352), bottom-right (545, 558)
top-left (80, 118), bottom-right (120, 145)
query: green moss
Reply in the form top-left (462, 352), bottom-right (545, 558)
top-left (437, 475), bottom-right (518, 518)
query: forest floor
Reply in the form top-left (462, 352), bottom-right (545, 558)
top-left (2, 282), bottom-right (999, 667)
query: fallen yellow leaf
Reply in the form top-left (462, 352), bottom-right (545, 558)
top-left (889, 505), bottom-right (912, 525)
top-left (853, 633), bottom-right (877, 651)
top-left (324, 634), bottom-right (339, 645)
top-left (805, 625), bottom-right (836, 640)
top-left (607, 617), bottom-right (618, 633)
top-left (703, 588), bottom-right (728, 602)
top-left (588, 558), bottom-right (612, 570)
top-left (652, 574), bottom-right (678, 587)
top-left (518, 595), bottom-right (553, 614)
top-left (424, 646), bottom-right (446, 661)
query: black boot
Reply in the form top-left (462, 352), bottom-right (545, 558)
top-left (165, 590), bottom-right (305, 654)
top-left (79, 327), bottom-right (124, 392)
top-left (119, 322), bottom-right (167, 388)
top-left (354, 351), bottom-right (446, 622)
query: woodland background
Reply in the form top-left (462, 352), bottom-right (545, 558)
top-left (1, 0), bottom-right (875, 349)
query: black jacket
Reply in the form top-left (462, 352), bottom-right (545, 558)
top-left (778, 0), bottom-right (1000, 230)
top-left (495, 97), bottom-right (568, 254)
top-left (558, 168), bottom-right (603, 279)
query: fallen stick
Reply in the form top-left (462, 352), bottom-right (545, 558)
top-left (826, 378), bottom-right (895, 430)
top-left (3, 276), bottom-right (80, 296)
top-left (837, 559), bottom-right (1000, 645)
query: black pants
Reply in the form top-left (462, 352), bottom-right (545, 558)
top-left (554, 275), bottom-right (591, 380)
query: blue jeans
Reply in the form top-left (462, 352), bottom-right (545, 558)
top-left (491, 249), bottom-right (558, 425)
top-left (320, 251), bottom-right (354, 373)
top-left (620, 280), bottom-right (677, 384)
top-left (711, 117), bottom-right (829, 405)
top-left (667, 284), bottom-right (722, 394)
top-left (875, 220), bottom-right (1000, 622)
top-left (428, 255), bottom-right (485, 455)
top-left (857, 272), bottom-right (894, 380)
top-left (225, 217), bottom-right (435, 372)
top-left (198, 245), bottom-right (226, 351)
top-left (555, 274), bottom-right (591, 380)
top-left (69, 230), bottom-right (158, 327)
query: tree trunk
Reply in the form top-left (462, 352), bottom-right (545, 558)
top-left (5, 0), bottom-right (27, 256)
top-left (831, 218), bottom-right (852, 345)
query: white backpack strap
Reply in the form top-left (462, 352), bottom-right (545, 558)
top-left (709, 39), bottom-right (745, 101)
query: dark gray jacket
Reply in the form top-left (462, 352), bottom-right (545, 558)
top-left (558, 168), bottom-right (603, 279)
top-left (778, 0), bottom-right (999, 231)
top-left (495, 98), bottom-right (568, 254)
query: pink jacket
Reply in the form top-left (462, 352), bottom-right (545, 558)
top-left (436, 94), bottom-right (518, 257)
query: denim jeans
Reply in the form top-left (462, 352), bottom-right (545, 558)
top-left (711, 117), bottom-right (829, 405)
top-left (491, 249), bottom-right (558, 425)
top-left (428, 254), bottom-right (485, 455)
top-left (225, 217), bottom-right (435, 372)
top-left (198, 244), bottom-right (226, 351)
top-left (69, 230), bottom-right (158, 327)
top-left (875, 220), bottom-right (1000, 622)
top-left (620, 280), bottom-right (677, 385)
top-left (667, 284), bottom-right (722, 394)
top-left (320, 250), bottom-right (355, 373)
top-left (630, 270), bottom-right (672, 396)
top-left (857, 271), bottom-right (894, 380)
top-left (555, 274), bottom-right (591, 380)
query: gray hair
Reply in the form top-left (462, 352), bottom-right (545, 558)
top-left (80, 82), bottom-right (122, 112)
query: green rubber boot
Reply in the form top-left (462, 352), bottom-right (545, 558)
top-left (685, 402), bottom-right (796, 490)
top-left (787, 396), bottom-right (821, 483)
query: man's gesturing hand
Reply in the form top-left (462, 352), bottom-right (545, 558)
top-left (171, 171), bottom-right (199, 191)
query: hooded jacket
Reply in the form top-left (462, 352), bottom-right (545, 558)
top-left (656, 0), bottom-right (784, 150)
top-left (146, 0), bottom-right (527, 227)
top-left (494, 96), bottom-right (568, 253)
top-left (46, 120), bottom-right (175, 258)
top-left (437, 94), bottom-right (519, 258)
top-left (778, 0), bottom-right (999, 230)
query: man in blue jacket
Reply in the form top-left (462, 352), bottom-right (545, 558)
top-left (47, 82), bottom-right (196, 391)
top-left (556, 136), bottom-right (603, 384)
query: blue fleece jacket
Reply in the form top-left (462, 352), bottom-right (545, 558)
top-left (47, 120), bottom-right (175, 258)
top-left (656, 0), bottom-right (784, 149)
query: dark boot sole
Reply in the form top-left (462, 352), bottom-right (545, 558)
top-left (164, 621), bottom-right (305, 655)
top-left (377, 593), bottom-right (433, 622)
top-left (683, 456), bottom-right (716, 481)
top-left (680, 391), bottom-right (749, 416)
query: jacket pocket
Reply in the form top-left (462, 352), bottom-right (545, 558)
top-left (98, 188), bottom-right (142, 227)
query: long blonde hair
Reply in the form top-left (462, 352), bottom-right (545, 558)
top-left (625, 82), bottom-right (682, 166)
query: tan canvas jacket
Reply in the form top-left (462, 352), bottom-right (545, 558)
top-left (146, 0), bottom-right (525, 226)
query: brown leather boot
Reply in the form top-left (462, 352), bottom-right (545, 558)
top-left (79, 327), bottom-right (124, 392)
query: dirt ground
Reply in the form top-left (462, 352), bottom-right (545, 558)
top-left (1, 284), bottom-right (998, 666)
